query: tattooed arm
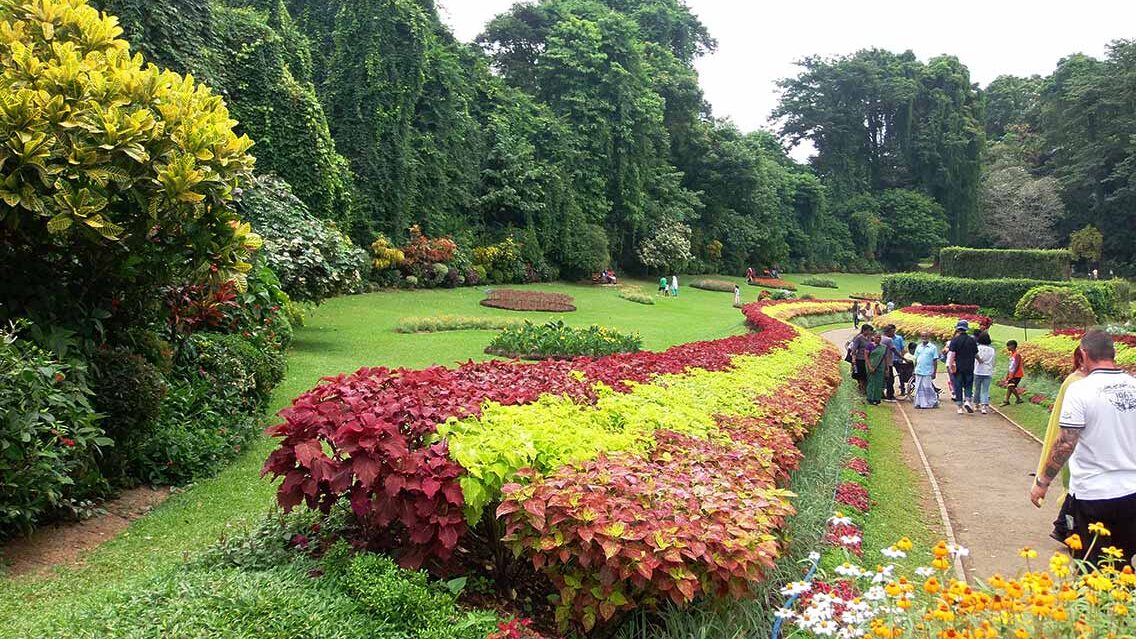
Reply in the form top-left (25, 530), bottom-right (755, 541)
top-left (1030, 427), bottom-right (1082, 507)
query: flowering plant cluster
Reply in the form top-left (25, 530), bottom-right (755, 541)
top-left (887, 306), bottom-right (994, 343)
top-left (486, 320), bottom-right (640, 359)
top-left (1021, 329), bottom-right (1136, 379)
top-left (265, 299), bottom-right (848, 630)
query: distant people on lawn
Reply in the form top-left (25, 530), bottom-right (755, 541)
top-left (746, 266), bottom-right (755, 283)
top-left (670, 275), bottom-right (679, 297)
top-left (947, 320), bottom-right (978, 414)
top-left (850, 324), bottom-right (874, 395)
top-left (733, 284), bottom-right (741, 306)
top-left (1038, 347), bottom-right (1086, 543)
top-left (1030, 330), bottom-right (1136, 565)
top-left (658, 276), bottom-right (668, 296)
top-left (974, 331), bottom-right (996, 415)
top-left (865, 332), bottom-right (887, 405)
top-left (864, 303), bottom-right (875, 324)
top-left (1003, 340), bottom-right (1026, 405)
top-left (913, 332), bottom-right (940, 409)
top-left (851, 301), bottom-right (861, 328)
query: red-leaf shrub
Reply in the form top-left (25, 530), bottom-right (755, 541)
top-left (825, 521), bottom-right (863, 556)
top-left (481, 289), bottom-right (576, 312)
top-left (898, 305), bottom-right (993, 329)
top-left (845, 458), bottom-right (870, 476)
top-left (1054, 328), bottom-right (1136, 349)
top-left (835, 482), bottom-right (871, 512)
top-left (852, 421), bottom-right (869, 432)
top-left (487, 618), bottom-right (557, 639)
top-left (848, 436), bottom-right (869, 450)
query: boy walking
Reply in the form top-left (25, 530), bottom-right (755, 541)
top-left (1002, 340), bottom-right (1025, 406)
top-left (658, 276), bottom-right (668, 296)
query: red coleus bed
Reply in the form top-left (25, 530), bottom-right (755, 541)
top-left (848, 436), bottom-right (869, 450)
top-left (748, 277), bottom-right (797, 290)
top-left (845, 457), bottom-right (870, 476)
top-left (263, 303), bottom-right (802, 566)
top-left (496, 364), bottom-right (841, 631)
top-left (1054, 327), bottom-right (1136, 349)
top-left (835, 482), bottom-right (871, 513)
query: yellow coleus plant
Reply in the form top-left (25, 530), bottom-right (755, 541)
top-left (0, 0), bottom-right (257, 284)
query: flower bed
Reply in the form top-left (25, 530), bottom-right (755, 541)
top-left (849, 292), bottom-right (881, 301)
top-left (480, 289), bottom-right (576, 312)
top-left (264, 300), bottom-right (844, 631)
top-left (885, 305), bottom-right (993, 342)
top-left (485, 320), bottom-right (641, 360)
top-left (690, 279), bottom-right (737, 292)
top-left (1019, 328), bottom-right (1136, 379)
top-left (748, 277), bottom-right (797, 291)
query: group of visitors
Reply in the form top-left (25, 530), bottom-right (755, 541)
top-left (744, 265), bottom-right (782, 282)
top-left (598, 269), bottom-right (618, 284)
top-left (657, 275), bottom-right (679, 297)
top-left (1030, 329), bottom-right (1136, 567)
top-left (847, 323), bottom-right (909, 406)
top-left (850, 300), bottom-right (893, 328)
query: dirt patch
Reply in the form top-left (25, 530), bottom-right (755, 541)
top-left (1, 486), bottom-right (171, 577)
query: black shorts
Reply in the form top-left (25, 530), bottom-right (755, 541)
top-left (1070, 491), bottom-right (1136, 565)
top-left (1006, 377), bottom-right (1022, 388)
top-left (852, 359), bottom-right (867, 381)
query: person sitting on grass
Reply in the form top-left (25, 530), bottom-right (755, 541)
top-left (1002, 340), bottom-right (1025, 406)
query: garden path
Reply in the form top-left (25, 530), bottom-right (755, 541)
top-left (822, 328), bottom-right (1062, 581)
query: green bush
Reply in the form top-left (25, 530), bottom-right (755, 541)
top-left (90, 348), bottom-right (168, 479)
top-left (1015, 285), bottom-right (1098, 329)
top-left (181, 333), bottom-right (286, 410)
top-left (618, 287), bottom-right (655, 305)
top-left (882, 273), bottom-right (1127, 318)
top-left (337, 552), bottom-right (498, 639)
top-left (801, 277), bottom-right (838, 289)
top-left (939, 247), bottom-right (1071, 281)
top-left (394, 316), bottom-right (525, 333)
top-left (126, 377), bottom-right (260, 485)
top-left (237, 175), bottom-right (368, 304)
top-left (487, 320), bottom-right (641, 359)
top-left (0, 328), bottom-right (108, 537)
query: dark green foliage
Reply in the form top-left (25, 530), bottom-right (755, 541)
top-left (182, 333), bottom-right (286, 411)
top-left (1015, 285), bottom-right (1097, 329)
top-left (487, 320), bottom-right (641, 359)
top-left (939, 247), bottom-right (1071, 281)
top-left (0, 329), bottom-right (107, 538)
top-left (836, 189), bottom-right (948, 270)
top-left (238, 176), bottom-right (368, 303)
top-left (90, 348), bottom-right (167, 480)
top-left (881, 273), bottom-right (1127, 319)
top-left (983, 74), bottom-right (1043, 139)
top-left (801, 277), bottom-right (838, 289)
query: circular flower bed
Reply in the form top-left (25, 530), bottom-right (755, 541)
top-left (481, 289), bottom-right (576, 312)
top-left (690, 279), bottom-right (738, 292)
top-left (749, 277), bottom-right (797, 291)
top-left (486, 320), bottom-right (641, 360)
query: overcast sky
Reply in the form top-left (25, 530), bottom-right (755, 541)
top-left (436, 1), bottom-right (1136, 158)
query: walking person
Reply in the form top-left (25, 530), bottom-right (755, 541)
top-left (947, 320), bottom-right (978, 414)
top-left (1037, 348), bottom-right (1087, 542)
top-left (887, 325), bottom-right (906, 398)
top-left (1002, 340), bottom-right (1026, 405)
top-left (1030, 330), bottom-right (1136, 565)
top-left (658, 275), bottom-right (668, 297)
top-left (733, 283), bottom-right (741, 307)
top-left (850, 324), bottom-right (874, 395)
top-left (865, 333), bottom-right (887, 406)
top-left (670, 274), bottom-right (679, 297)
top-left (912, 332), bottom-right (940, 409)
top-left (973, 331), bottom-right (996, 415)
top-left (852, 301), bottom-right (860, 329)
top-left (880, 325), bottom-right (898, 402)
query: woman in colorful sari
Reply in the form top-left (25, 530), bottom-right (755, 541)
top-left (1037, 347), bottom-right (1085, 542)
top-left (865, 333), bottom-right (887, 405)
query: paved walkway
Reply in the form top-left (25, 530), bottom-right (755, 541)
top-left (823, 328), bottom-right (1062, 580)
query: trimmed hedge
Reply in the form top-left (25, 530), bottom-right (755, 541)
top-left (882, 273), bottom-right (1130, 319)
top-left (939, 247), bottom-right (1071, 281)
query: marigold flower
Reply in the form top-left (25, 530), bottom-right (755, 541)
top-left (923, 577), bottom-right (941, 594)
top-left (896, 536), bottom-right (914, 551)
top-left (1064, 533), bottom-right (1083, 551)
top-left (1019, 547), bottom-right (1038, 560)
top-left (1102, 546), bottom-right (1125, 560)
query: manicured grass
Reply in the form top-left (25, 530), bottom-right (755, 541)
top-left (858, 401), bottom-right (940, 567)
top-left (2, 278), bottom-right (838, 636)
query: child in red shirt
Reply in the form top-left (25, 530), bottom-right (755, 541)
top-left (1002, 340), bottom-right (1025, 405)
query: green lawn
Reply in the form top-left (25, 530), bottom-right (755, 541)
top-left (3, 277), bottom-right (878, 634)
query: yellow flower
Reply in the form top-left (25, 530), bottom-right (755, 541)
top-left (1114, 603), bottom-right (1129, 616)
top-left (1065, 534), bottom-right (1084, 551)
top-left (896, 536), bottom-right (914, 551)
top-left (1103, 546), bottom-right (1125, 560)
top-left (1013, 628), bottom-right (1030, 639)
top-left (923, 577), bottom-right (941, 594)
top-left (1088, 522), bottom-right (1112, 537)
top-left (1019, 547), bottom-right (1038, 559)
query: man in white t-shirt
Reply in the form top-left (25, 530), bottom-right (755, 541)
top-left (1030, 330), bottom-right (1136, 565)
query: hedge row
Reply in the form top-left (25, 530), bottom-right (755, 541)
top-left (881, 273), bottom-right (1130, 319)
top-left (939, 247), bottom-right (1071, 281)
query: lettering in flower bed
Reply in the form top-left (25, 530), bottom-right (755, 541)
top-left (480, 289), bottom-right (576, 312)
top-left (748, 277), bottom-right (797, 291)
